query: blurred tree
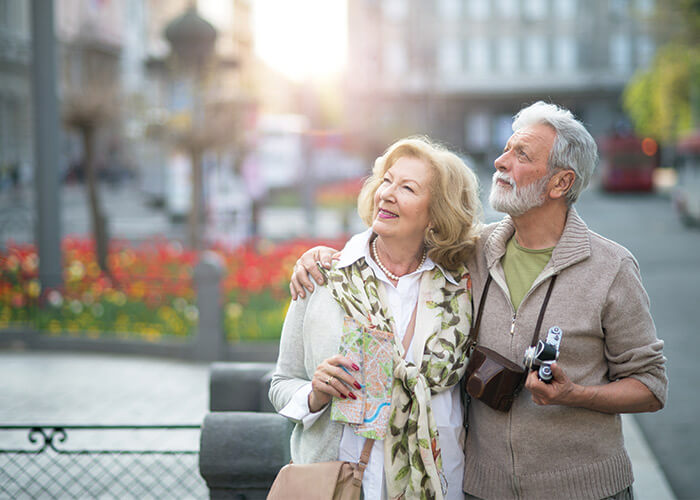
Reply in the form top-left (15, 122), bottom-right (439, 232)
top-left (173, 98), bottom-right (248, 249)
top-left (63, 89), bottom-right (117, 276)
top-left (165, 5), bottom-right (249, 250)
top-left (623, 0), bottom-right (700, 144)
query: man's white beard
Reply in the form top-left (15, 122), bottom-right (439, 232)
top-left (489, 171), bottom-right (550, 216)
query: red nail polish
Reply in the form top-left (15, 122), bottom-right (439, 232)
top-left (352, 363), bottom-right (360, 371)
top-left (349, 392), bottom-right (357, 400)
top-left (354, 382), bottom-right (361, 390)
top-left (340, 394), bottom-right (346, 399)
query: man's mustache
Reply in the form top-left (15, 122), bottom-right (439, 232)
top-left (493, 172), bottom-right (516, 188)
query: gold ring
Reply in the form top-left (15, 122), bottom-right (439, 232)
top-left (325, 376), bottom-right (333, 385)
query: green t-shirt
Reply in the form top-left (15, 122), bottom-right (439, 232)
top-left (502, 237), bottom-right (554, 311)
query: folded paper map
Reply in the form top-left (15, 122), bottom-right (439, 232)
top-left (331, 316), bottom-right (394, 439)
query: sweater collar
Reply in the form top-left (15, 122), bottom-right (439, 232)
top-left (484, 208), bottom-right (591, 273)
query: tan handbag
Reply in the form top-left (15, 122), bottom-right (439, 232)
top-left (267, 439), bottom-right (374, 500)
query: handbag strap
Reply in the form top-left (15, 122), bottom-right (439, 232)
top-left (352, 438), bottom-right (375, 485)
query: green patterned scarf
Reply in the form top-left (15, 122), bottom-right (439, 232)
top-left (321, 257), bottom-right (472, 500)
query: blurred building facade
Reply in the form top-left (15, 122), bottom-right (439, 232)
top-left (346, 0), bottom-right (657, 164)
top-left (0, 0), bottom-right (255, 188)
top-left (0, 1), bottom-right (32, 187)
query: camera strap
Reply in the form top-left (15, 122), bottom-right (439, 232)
top-left (530, 274), bottom-right (557, 347)
top-left (467, 274), bottom-right (492, 353)
top-left (467, 273), bottom-right (558, 351)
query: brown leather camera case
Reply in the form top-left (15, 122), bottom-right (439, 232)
top-left (464, 345), bottom-right (526, 412)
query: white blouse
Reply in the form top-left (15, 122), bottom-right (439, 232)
top-left (280, 229), bottom-right (465, 499)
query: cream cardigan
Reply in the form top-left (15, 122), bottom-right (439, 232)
top-left (462, 209), bottom-right (668, 500)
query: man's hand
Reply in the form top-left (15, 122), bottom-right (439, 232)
top-left (525, 363), bottom-right (662, 413)
top-left (525, 363), bottom-right (579, 406)
top-left (290, 246), bottom-right (339, 299)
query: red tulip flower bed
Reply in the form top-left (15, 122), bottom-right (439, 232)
top-left (0, 236), bottom-right (345, 342)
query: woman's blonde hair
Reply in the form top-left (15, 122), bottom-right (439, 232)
top-left (357, 136), bottom-right (482, 271)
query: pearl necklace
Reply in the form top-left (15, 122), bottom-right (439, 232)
top-left (371, 237), bottom-right (426, 281)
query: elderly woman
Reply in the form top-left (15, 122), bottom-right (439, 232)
top-left (269, 137), bottom-right (481, 499)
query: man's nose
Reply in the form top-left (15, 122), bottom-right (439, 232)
top-left (494, 151), bottom-right (509, 172)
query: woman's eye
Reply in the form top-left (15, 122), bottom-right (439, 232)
top-left (403, 185), bottom-right (414, 192)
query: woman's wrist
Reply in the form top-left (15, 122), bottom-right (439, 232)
top-left (308, 391), bottom-right (327, 413)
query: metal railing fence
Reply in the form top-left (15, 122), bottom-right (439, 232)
top-left (0, 424), bottom-right (206, 499)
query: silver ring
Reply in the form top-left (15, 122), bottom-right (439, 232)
top-left (325, 376), bottom-right (333, 385)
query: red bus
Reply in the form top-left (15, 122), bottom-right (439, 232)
top-left (599, 135), bottom-right (658, 192)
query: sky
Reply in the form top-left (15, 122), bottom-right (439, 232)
top-left (251, 0), bottom-right (348, 82)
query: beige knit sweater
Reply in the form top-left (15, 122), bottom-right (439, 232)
top-left (462, 209), bottom-right (668, 500)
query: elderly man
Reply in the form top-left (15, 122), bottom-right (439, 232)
top-left (289, 102), bottom-right (667, 500)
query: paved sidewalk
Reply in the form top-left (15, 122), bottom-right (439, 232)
top-left (0, 350), bottom-right (676, 499)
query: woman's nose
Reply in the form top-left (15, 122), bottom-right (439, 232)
top-left (380, 183), bottom-right (396, 199)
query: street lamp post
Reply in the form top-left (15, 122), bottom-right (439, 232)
top-left (164, 5), bottom-right (217, 251)
top-left (30, 0), bottom-right (62, 290)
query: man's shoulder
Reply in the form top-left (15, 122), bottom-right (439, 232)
top-left (586, 228), bottom-right (637, 265)
top-left (476, 220), bottom-right (501, 243)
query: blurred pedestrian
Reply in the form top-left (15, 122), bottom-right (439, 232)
top-left (290, 102), bottom-right (668, 500)
top-left (270, 137), bottom-right (481, 499)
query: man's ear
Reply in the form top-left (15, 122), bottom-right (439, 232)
top-left (549, 170), bottom-right (575, 200)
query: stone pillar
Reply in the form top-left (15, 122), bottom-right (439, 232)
top-left (194, 251), bottom-right (226, 361)
top-left (199, 412), bottom-right (291, 499)
top-left (209, 362), bottom-right (276, 412)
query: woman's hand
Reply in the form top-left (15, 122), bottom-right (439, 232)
top-left (308, 354), bottom-right (362, 413)
top-left (290, 246), bottom-right (340, 299)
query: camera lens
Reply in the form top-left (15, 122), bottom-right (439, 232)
top-left (539, 365), bottom-right (553, 382)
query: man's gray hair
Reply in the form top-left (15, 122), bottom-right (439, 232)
top-left (512, 101), bottom-right (598, 205)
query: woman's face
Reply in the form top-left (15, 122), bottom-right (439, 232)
top-left (372, 155), bottom-right (433, 245)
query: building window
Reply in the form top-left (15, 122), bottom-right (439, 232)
top-left (554, 0), bottom-right (576, 20)
top-left (553, 35), bottom-right (577, 71)
top-left (610, 0), bottom-right (629, 19)
top-left (636, 0), bottom-right (654, 16)
top-left (525, 35), bottom-right (547, 72)
top-left (384, 41), bottom-right (407, 75)
top-left (497, 37), bottom-right (518, 73)
top-left (466, 0), bottom-right (490, 20)
top-left (610, 34), bottom-right (631, 73)
top-left (494, 114), bottom-right (514, 149)
top-left (467, 37), bottom-right (490, 74)
top-left (637, 34), bottom-right (655, 68)
top-left (465, 112), bottom-right (490, 151)
top-left (0, 95), bottom-right (19, 164)
top-left (438, 0), bottom-right (462, 19)
top-left (497, 0), bottom-right (519, 19)
top-left (382, 0), bottom-right (408, 20)
top-left (439, 38), bottom-right (462, 75)
top-left (523, 0), bottom-right (547, 20)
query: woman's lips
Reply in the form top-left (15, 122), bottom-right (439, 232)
top-left (378, 208), bottom-right (398, 219)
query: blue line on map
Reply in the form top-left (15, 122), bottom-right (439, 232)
top-left (364, 403), bottom-right (390, 423)
top-left (340, 365), bottom-right (364, 388)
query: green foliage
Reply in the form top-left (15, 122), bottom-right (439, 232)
top-left (623, 44), bottom-right (699, 143)
top-left (623, 0), bottom-right (700, 143)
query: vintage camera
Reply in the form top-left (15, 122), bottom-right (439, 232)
top-left (522, 326), bottom-right (562, 383)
